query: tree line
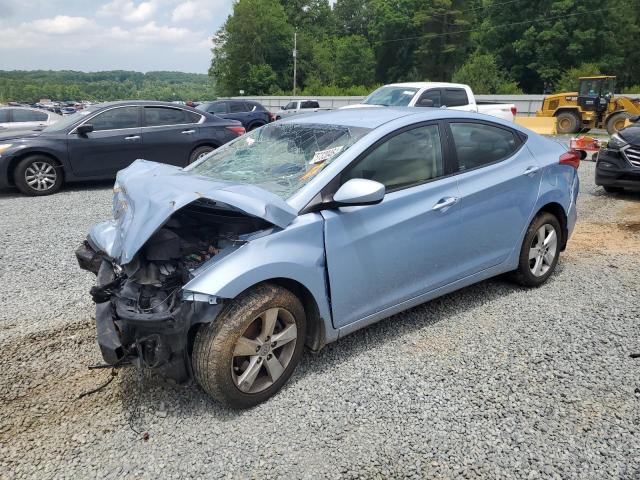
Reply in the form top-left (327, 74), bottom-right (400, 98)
top-left (0, 70), bottom-right (216, 103)
top-left (210, 0), bottom-right (640, 96)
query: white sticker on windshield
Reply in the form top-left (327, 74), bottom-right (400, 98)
top-left (310, 145), bottom-right (344, 164)
top-left (402, 91), bottom-right (414, 95)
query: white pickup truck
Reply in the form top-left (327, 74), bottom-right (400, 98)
top-left (275, 100), bottom-right (331, 120)
top-left (342, 82), bottom-right (517, 122)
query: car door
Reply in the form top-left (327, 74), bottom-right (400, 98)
top-left (321, 123), bottom-right (463, 328)
top-left (140, 106), bottom-right (203, 166)
top-left (67, 105), bottom-right (144, 177)
top-left (446, 120), bottom-right (541, 276)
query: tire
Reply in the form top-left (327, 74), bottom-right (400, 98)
top-left (188, 145), bottom-right (215, 164)
top-left (555, 111), bottom-right (581, 134)
top-left (192, 283), bottom-right (306, 408)
top-left (14, 155), bottom-right (63, 196)
top-left (606, 112), bottom-right (632, 135)
top-left (512, 212), bottom-right (562, 287)
top-left (603, 185), bottom-right (624, 193)
top-left (247, 122), bottom-right (265, 132)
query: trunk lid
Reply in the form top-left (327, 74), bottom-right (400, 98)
top-left (89, 159), bottom-right (297, 264)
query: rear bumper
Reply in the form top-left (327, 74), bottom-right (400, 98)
top-left (76, 242), bottom-right (223, 381)
top-left (595, 148), bottom-right (640, 190)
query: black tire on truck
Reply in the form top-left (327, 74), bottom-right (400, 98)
top-left (606, 112), bottom-right (632, 135)
top-left (555, 111), bottom-right (581, 134)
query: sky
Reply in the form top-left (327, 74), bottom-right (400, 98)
top-left (0, 0), bottom-right (235, 73)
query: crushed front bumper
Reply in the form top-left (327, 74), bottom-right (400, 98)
top-left (76, 241), bottom-right (223, 381)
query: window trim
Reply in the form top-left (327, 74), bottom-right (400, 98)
top-left (69, 105), bottom-right (142, 134)
top-left (444, 118), bottom-right (527, 175)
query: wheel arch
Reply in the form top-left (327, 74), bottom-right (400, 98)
top-left (535, 202), bottom-right (568, 250)
top-left (553, 107), bottom-right (581, 117)
top-left (7, 150), bottom-right (65, 186)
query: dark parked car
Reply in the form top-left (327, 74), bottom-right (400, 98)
top-left (197, 100), bottom-right (274, 131)
top-left (0, 101), bottom-right (245, 196)
top-left (596, 119), bottom-right (640, 192)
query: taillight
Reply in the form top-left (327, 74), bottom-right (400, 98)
top-left (559, 149), bottom-right (581, 169)
top-left (268, 112), bottom-right (275, 122)
top-left (226, 126), bottom-right (246, 136)
top-left (511, 106), bottom-right (517, 116)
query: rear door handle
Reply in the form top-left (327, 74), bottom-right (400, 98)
top-left (523, 166), bottom-right (540, 176)
top-left (124, 135), bottom-right (140, 141)
top-left (181, 129), bottom-right (196, 134)
top-left (432, 196), bottom-right (458, 211)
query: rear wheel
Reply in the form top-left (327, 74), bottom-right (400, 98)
top-left (188, 145), bottom-right (215, 164)
top-left (14, 155), bottom-right (63, 196)
top-left (606, 112), bottom-right (632, 135)
top-left (555, 111), bottom-right (581, 134)
top-left (192, 284), bottom-right (306, 408)
top-left (512, 212), bottom-right (561, 287)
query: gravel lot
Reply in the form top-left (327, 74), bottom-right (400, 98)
top-left (1, 162), bottom-right (639, 479)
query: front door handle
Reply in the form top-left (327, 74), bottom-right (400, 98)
top-left (181, 129), bottom-right (196, 134)
top-left (124, 135), bottom-right (140, 141)
top-left (523, 166), bottom-right (540, 176)
top-left (432, 196), bottom-right (458, 211)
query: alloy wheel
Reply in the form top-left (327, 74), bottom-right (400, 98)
top-left (231, 307), bottom-right (298, 394)
top-left (24, 161), bottom-right (57, 192)
top-left (528, 224), bottom-right (558, 277)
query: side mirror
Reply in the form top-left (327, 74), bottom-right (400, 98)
top-left (333, 178), bottom-right (385, 206)
top-left (76, 124), bottom-right (94, 136)
top-left (281, 106), bottom-right (286, 110)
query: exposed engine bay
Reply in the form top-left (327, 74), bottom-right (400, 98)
top-left (78, 199), bottom-right (271, 380)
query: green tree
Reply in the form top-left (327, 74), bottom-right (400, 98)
top-left (246, 64), bottom-right (279, 94)
top-left (210, 0), bottom-right (293, 95)
top-left (554, 63), bottom-right (602, 92)
top-left (452, 52), bottom-right (521, 94)
top-left (334, 35), bottom-right (376, 87)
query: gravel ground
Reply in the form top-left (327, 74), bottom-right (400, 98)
top-left (1, 162), bottom-right (639, 479)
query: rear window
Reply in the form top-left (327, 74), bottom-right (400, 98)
top-left (0, 109), bottom-right (9, 122)
top-left (301, 101), bottom-right (319, 109)
top-left (144, 107), bottom-right (187, 126)
top-left (450, 122), bottom-right (519, 171)
top-left (13, 109), bottom-right (48, 122)
top-left (229, 102), bottom-right (251, 113)
top-left (443, 89), bottom-right (469, 107)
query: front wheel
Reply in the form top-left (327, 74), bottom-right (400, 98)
top-left (603, 185), bottom-right (624, 193)
top-left (192, 284), bottom-right (306, 408)
top-left (14, 155), bottom-right (63, 196)
top-left (188, 145), bottom-right (215, 164)
top-left (512, 212), bottom-right (561, 287)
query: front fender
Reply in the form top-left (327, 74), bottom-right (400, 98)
top-left (182, 213), bottom-right (333, 329)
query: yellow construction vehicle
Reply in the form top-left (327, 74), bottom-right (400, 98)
top-left (536, 76), bottom-right (640, 134)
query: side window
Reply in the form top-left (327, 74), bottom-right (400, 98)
top-left (416, 89), bottom-right (441, 108)
top-left (13, 109), bottom-right (48, 122)
top-left (209, 103), bottom-right (227, 114)
top-left (301, 101), bottom-right (319, 109)
top-left (341, 125), bottom-right (444, 192)
top-left (229, 102), bottom-right (249, 113)
top-left (90, 107), bottom-right (139, 131)
top-left (144, 107), bottom-right (186, 126)
top-left (184, 110), bottom-right (202, 123)
top-left (0, 109), bottom-right (10, 122)
top-left (442, 88), bottom-right (469, 107)
top-left (450, 122), bottom-right (519, 171)
top-left (283, 102), bottom-right (296, 110)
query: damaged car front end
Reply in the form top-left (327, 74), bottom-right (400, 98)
top-left (77, 159), bottom-right (298, 381)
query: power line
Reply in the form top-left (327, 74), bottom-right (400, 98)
top-left (372, 5), bottom-right (615, 45)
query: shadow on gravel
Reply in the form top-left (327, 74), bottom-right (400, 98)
top-left (0, 180), bottom-right (113, 199)
top-left (114, 275), bottom-right (527, 423)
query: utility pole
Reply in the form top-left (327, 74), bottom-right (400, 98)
top-left (293, 30), bottom-right (297, 96)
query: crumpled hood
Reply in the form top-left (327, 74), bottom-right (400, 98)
top-left (89, 159), bottom-right (297, 264)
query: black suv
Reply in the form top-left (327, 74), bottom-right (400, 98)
top-left (197, 100), bottom-right (274, 131)
top-left (0, 101), bottom-right (245, 195)
top-left (596, 119), bottom-right (640, 192)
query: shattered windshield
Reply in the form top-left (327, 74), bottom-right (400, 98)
top-left (363, 86), bottom-right (419, 106)
top-left (189, 122), bottom-right (371, 199)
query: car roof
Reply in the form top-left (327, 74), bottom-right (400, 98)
top-left (92, 100), bottom-right (203, 112)
top-left (383, 82), bottom-right (469, 90)
top-left (279, 107), bottom-right (431, 128)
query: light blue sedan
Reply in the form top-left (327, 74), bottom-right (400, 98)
top-left (77, 108), bottom-right (580, 407)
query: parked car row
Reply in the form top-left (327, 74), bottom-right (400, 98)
top-left (0, 101), bottom-right (245, 195)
